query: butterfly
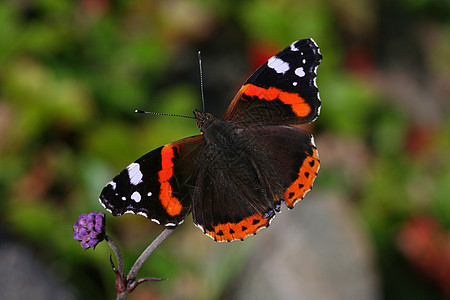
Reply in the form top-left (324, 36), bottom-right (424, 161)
top-left (99, 38), bottom-right (322, 242)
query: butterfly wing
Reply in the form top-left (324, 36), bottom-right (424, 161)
top-left (99, 135), bottom-right (204, 226)
top-left (192, 125), bottom-right (319, 242)
top-left (222, 38), bottom-right (322, 126)
top-left (247, 125), bottom-right (320, 209)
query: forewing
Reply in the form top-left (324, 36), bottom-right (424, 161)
top-left (99, 135), bottom-right (203, 226)
top-left (222, 38), bottom-right (322, 126)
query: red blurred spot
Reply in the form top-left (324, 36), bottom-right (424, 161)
top-left (404, 124), bottom-right (432, 156)
top-left (82, 0), bottom-right (110, 16)
top-left (248, 41), bottom-right (281, 71)
top-left (344, 45), bottom-right (374, 75)
top-left (397, 216), bottom-right (450, 294)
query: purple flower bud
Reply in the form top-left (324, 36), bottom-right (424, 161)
top-left (87, 213), bottom-right (95, 221)
top-left (78, 227), bottom-right (88, 236)
top-left (95, 214), bottom-right (104, 223)
top-left (86, 222), bottom-right (95, 231)
top-left (94, 223), bottom-right (103, 233)
top-left (73, 212), bottom-right (106, 249)
top-left (88, 239), bottom-right (98, 247)
top-left (77, 218), bottom-right (87, 227)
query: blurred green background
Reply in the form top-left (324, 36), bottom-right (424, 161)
top-left (0, 0), bottom-right (449, 299)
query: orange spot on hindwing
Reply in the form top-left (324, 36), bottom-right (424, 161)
top-left (203, 213), bottom-right (274, 242)
top-left (158, 145), bottom-right (183, 216)
top-left (242, 84), bottom-right (311, 117)
top-left (284, 147), bottom-right (320, 208)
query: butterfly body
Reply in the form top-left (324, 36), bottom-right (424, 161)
top-left (100, 38), bottom-right (322, 242)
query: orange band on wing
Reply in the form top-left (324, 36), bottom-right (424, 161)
top-left (284, 147), bottom-right (320, 208)
top-left (204, 213), bottom-right (273, 242)
top-left (242, 84), bottom-right (311, 117)
top-left (158, 145), bottom-right (183, 216)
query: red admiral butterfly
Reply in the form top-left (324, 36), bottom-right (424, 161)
top-left (100, 38), bottom-right (321, 242)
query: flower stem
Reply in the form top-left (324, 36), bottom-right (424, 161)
top-left (105, 235), bottom-right (124, 278)
top-left (116, 292), bottom-right (126, 300)
top-left (127, 227), bottom-right (175, 282)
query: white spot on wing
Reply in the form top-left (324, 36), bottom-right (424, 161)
top-left (302, 59), bottom-right (306, 64)
top-left (295, 67), bottom-right (305, 78)
top-left (127, 163), bottom-right (143, 185)
top-left (122, 196), bottom-right (126, 201)
top-left (194, 222), bottom-right (206, 233)
top-left (310, 38), bottom-right (320, 53)
top-left (147, 191), bottom-right (152, 197)
top-left (98, 198), bottom-right (107, 209)
top-left (131, 191), bottom-right (141, 203)
top-left (137, 212), bottom-right (148, 217)
top-left (109, 181), bottom-right (116, 190)
top-left (268, 56), bottom-right (290, 74)
top-left (293, 82), bottom-right (298, 86)
top-left (290, 42), bottom-right (299, 51)
top-left (311, 135), bottom-right (317, 147)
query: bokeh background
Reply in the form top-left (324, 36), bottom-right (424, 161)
top-left (0, 0), bottom-right (449, 299)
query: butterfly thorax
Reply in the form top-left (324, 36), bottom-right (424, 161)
top-left (193, 109), bottom-right (245, 162)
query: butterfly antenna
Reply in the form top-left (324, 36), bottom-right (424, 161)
top-left (198, 51), bottom-right (206, 112)
top-left (135, 110), bottom-right (195, 119)
top-left (135, 51), bottom-right (206, 119)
